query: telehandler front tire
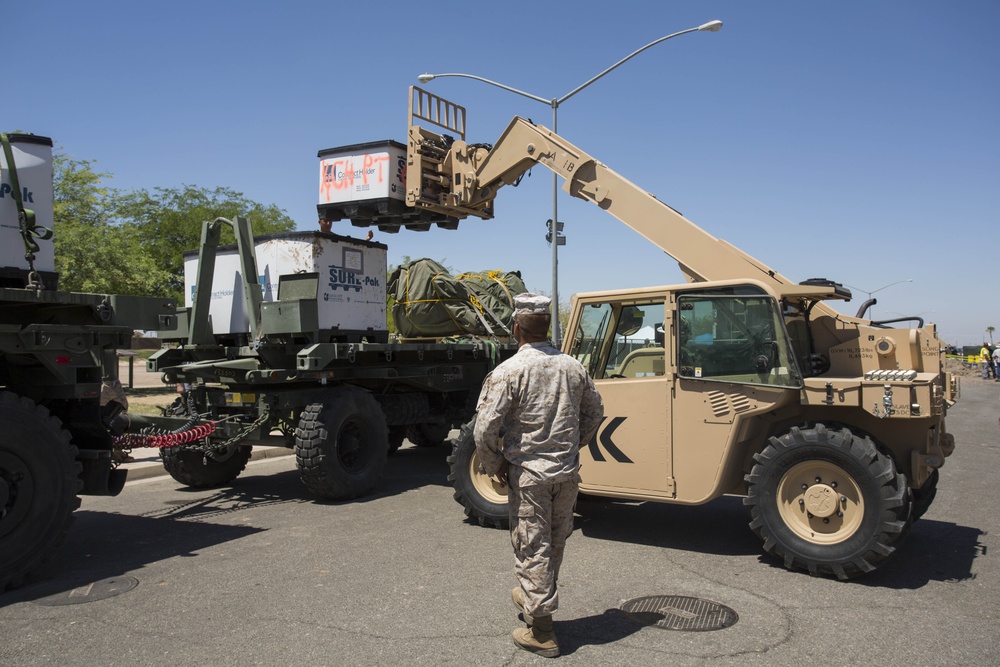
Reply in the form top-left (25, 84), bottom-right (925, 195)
top-left (744, 423), bottom-right (910, 580)
top-left (446, 418), bottom-right (508, 529)
top-left (0, 391), bottom-right (81, 591)
top-left (295, 386), bottom-right (388, 500)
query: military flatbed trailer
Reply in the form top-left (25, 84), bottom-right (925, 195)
top-left (133, 216), bottom-right (516, 499)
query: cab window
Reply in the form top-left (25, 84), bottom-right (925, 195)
top-left (570, 300), bottom-right (665, 380)
top-left (677, 294), bottom-right (802, 388)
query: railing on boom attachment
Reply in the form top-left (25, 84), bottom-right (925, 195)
top-left (405, 86), bottom-right (494, 227)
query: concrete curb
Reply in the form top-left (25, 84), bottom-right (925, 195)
top-left (121, 445), bottom-right (294, 483)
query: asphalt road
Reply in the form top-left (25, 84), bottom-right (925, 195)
top-left (1, 382), bottom-right (997, 666)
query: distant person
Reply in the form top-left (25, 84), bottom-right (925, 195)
top-left (474, 293), bottom-right (604, 658)
top-left (993, 347), bottom-right (1000, 382)
top-left (981, 342), bottom-right (992, 379)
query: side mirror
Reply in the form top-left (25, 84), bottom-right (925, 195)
top-left (616, 306), bottom-right (644, 337)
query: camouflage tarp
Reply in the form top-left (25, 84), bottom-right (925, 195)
top-left (388, 258), bottom-right (526, 338)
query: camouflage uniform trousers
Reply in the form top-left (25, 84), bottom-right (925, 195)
top-left (508, 476), bottom-right (579, 617)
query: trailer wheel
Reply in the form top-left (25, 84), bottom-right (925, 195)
top-left (446, 418), bottom-right (508, 529)
top-left (387, 426), bottom-right (407, 455)
top-left (0, 391), bottom-right (81, 591)
top-left (407, 421), bottom-right (451, 448)
top-left (296, 387), bottom-right (388, 500)
top-left (160, 444), bottom-right (253, 488)
top-left (744, 423), bottom-right (910, 580)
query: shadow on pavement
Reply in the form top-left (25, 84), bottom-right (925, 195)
top-left (367, 444), bottom-right (454, 496)
top-left (745, 516), bottom-right (986, 588)
top-left (555, 608), bottom-right (645, 655)
top-left (575, 495), bottom-right (761, 557)
top-left (849, 518), bottom-right (985, 589)
top-left (575, 494), bottom-right (986, 587)
top-left (1, 511), bottom-right (265, 608)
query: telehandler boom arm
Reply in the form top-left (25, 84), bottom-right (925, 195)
top-left (400, 87), bottom-right (844, 312)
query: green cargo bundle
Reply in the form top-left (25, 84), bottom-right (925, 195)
top-left (388, 258), bottom-right (526, 338)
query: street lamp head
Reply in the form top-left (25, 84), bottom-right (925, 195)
top-left (698, 20), bottom-right (723, 32)
top-left (417, 73), bottom-right (436, 83)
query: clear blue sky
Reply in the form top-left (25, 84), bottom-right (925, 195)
top-left (9, 1), bottom-right (998, 347)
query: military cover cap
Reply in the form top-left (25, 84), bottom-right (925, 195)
top-left (514, 292), bottom-right (551, 316)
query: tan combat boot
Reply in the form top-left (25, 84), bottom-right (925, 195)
top-left (511, 587), bottom-right (534, 625)
top-left (512, 614), bottom-right (559, 658)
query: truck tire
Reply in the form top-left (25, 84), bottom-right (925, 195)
top-left (0, 391), bottom-right (81, 591)
top-left (295, 386), bottom-right (388, 500)
top-left (160, 444), bottom-right (253, 488)
top-left (744, 423), bottom-right (910, 580)
top-left (407, 421), bottom-right (451, 448)
top-left (446, 418), bottom-right (509, 529)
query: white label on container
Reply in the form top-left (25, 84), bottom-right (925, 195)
top-left (318, 150), bottom-right (405, 205)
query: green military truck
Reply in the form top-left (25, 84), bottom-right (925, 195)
top-left (1, 133), bottom-right (176, 590)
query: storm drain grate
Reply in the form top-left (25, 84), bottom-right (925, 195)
top-left (31, 576), bottom-right (139, 606)
top-left (620, 595), bottom-right (738, 632)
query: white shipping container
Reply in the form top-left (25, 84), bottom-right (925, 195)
top-left (183, 231), bottom-right (387, 337)
top-left (318, 140), bottom-right (407, 206)
top-left (0, 134), bottom-right (55, 273)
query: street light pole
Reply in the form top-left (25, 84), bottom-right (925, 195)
top-left (418, 19), bottom-right (722, 346)
top-left (844, 279), bottom-right (913, 319)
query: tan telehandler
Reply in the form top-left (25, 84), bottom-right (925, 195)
top-left (327, 88), bottom-right (958, 579)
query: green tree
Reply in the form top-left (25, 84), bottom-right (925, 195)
top-left (52, 153), bottom-right (170, 295)
top-left (113, 185), bottom-right (295, 302)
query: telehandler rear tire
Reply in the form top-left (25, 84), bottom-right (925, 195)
top-left (0, 392), bottom-right (81, 591)
top-left (744, 423), bottom-right (910, 580)
top-left (160, 444), bottom-right (252, 488)
top-left (446, 417), bottom-right (509, 529)
top-left (295, 386), bottom-right (388, 500)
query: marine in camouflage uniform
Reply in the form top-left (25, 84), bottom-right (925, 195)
top-left (474, 293), bottom-right (604, 657)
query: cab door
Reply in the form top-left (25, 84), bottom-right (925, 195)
top-left (567, 295), bottom-right (675, 500)
top-left (670, 291), bottom-right (804, 502)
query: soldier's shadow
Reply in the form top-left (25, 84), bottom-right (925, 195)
top-left (552, 608), bottom-right (644, 655)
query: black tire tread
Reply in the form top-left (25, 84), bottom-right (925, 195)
top-left (295, 387), bottom-right (388, 500)
top-left (160, 444), bottom-right (252, 488)
top-left (0, 391), bottom-right (81, 591)
top-left (743, 422), bottom-right (909, 580)
top-left (445, 418), bottom-right (508, 529)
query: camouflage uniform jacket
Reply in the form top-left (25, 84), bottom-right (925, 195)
top-left (474, 341), bottom-right (605, 487)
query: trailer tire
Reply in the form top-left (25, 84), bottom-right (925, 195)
top-left (296, 387), bottom-right (388, 500)
top-left (446, 417), bottom-right (509, 529)
top-left (160, 444), bottom-right (253, 488)
top-left (0, 391), bottom-right (81, 591)
top-left (744, 423), bottom-right (910, 580)
top-left (387, 426), bottom-right (407, 455)
top-left (407, 421), bottom-right (451, 448)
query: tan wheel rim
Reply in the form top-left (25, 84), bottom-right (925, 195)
top-left (776, 460), bottom-right (864, 544)
top-left (469, 450), bottom-right (508, 505)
